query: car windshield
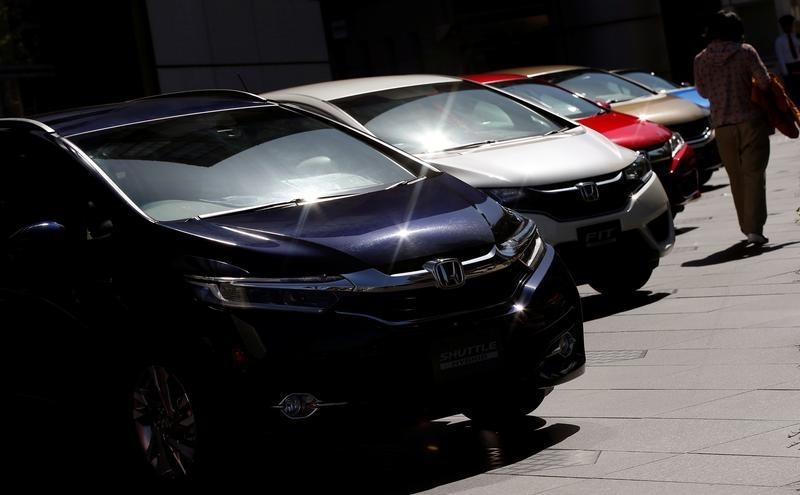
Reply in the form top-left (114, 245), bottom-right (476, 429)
top-left (620, 71), bottom-right (680, 92)
top-left (333, 81), bottom-right (565, 154)
top-left (71, 106), bottom-right (418, 221)
top-left (549, 71), bottom-right (654, 103)
top-left (493, 80), bottom-right (603, 119)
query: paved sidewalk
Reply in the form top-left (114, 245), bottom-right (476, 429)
top-left (421, 134), bottom-right (800, 494)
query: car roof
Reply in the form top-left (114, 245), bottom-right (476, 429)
top-left (494, 65), bottom-right (586, 78)
top-left (29, 90), bottom-right (269, 137)
top-left (262, 74), bottom-right (461, 101)
top-left (462, 73), bottom-right (526, 84)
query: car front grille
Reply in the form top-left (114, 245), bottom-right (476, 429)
top-left (336, 263), bottom-right (530, 322)
top-left (504, 170), bottom-right (637, 221)
top-left (668, 117), bottom-right (711, 143)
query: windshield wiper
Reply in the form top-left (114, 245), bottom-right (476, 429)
top-left (440, 140), bottom-right (497, 152)
top-left (384, 176), bottom-right (427, 190)
top-left (199, 198), bottom-right (305, 219)
top-left (543, 126), bottom-right (570, 136)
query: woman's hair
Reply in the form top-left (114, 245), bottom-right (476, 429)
top-left (706, 9), bottom-right (744, 42)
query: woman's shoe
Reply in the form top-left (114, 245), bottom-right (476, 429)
top-left (746, 233), bottom-right (769, 245)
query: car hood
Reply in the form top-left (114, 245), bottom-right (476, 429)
top-left (162, 174), bottom-right (503, 277)
top-left (417, 127), bottom-right (638, 188)
top-left (610, 93), bottom-right (708, 127)
top-left (578, 111), bottom-right (672, 150)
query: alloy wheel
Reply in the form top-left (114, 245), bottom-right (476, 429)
top-left (132, 365), bottom-right (198, 479)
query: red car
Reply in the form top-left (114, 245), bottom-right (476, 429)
top-left (464, 73), bottom-right (700, 215)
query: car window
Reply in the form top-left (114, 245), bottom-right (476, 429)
top-left (621, 72), bottom-right (680, 92)
top-left (494, 81), bottom-right (603, 119)
top-left (333, 81), bottom-right (564, 154)
top-left (0, 129), bottom-right (89, 237)
top-left (551, 71), bottom-right (653, 103)
top-left (70, 106), bottom-right (418, 221)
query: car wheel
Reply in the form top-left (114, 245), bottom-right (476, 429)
top-left (462, 390), bottom-right (546, 430)
top-left (131, 364), bottom-right (200, 480)
top-left (123, 344), bottom-right (242, 484)
top-left (698, 169), bottom-right (714, 185)
top-left (589, 265), bottom-right (653, 297)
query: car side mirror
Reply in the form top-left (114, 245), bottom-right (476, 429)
top-left (595, 100), bottom-right (612, 110)
top-left (9, 221), bottom-right (67, 246)
top-left (6, 222), bottom-right (68, 271)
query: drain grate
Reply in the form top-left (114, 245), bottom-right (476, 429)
top-left (491, 449), bottom-right (600, 475)
top-left (585, 350), bottom-right (648, 365)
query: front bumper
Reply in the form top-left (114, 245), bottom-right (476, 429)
top-left (224, 246), bottom-right (585, 423)
top-left (652, 144), bottom-right (701, 211)
top-left (521, 172), bottom-right (674, 281)
top-left (685, 128), bottom-right (722, 172)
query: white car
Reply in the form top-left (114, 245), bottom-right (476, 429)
top-left (262, 75), bottom-right (674, 295)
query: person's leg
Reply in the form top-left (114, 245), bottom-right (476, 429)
top-left (738, 118), bottom-right (771, 236)
top-left (715, 124), bottom-right (747, 234)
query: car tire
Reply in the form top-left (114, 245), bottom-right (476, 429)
top-left (462, 390), bottom-right (546, 431)
top-left (119, 343), bottom-right (240, 485)
top-left (698, 169), bottom-right (714, 185)
top-left (589, 265), bottom-right (653, 297)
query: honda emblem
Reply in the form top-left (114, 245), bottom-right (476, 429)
top-left (576, 181), bottom-right (599, 202)
top-left (423, 258), bottom-right (465, 289)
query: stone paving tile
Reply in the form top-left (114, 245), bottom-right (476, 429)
top-left (536, 390), bottom-right (741, 419)
top-left (559, 364), bottom-right (799, 390)
top-left (583, 310), bottom-right (800, 332)
top-left (608, 453), bottom-right (800, 486)
top-left (593, 349), bottom-right (800, 366)
top-left (558, 365), bottom-right (698, 390)
top-left (658, 390), bottom-right (800, 421)
top-left (584, 350), bottom-right (647, 365)
top-left (415, 472), bottom-right (574, 495)
top-left (669, 285), bottom-right (800, 298)
top-left (489, 450), bottom-right (671, 479)
top-left (536, 478), bottom-right (797, 495)
top-left (583, 330), bottom-right (721, 350)
top-left (658, 327), bottom-right (800, 349)
top-left (535, 418), bottom-right (796, 454)
top-left (697, 423), bottom-right (800, 458)
top-left (641, 364), bottom-right (800, 390)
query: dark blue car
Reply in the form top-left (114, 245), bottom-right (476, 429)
top-left (2, 90), bottom-right (584, 482)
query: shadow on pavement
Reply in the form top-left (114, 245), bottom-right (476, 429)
top-left (681, 241), bottom-right (800, 267)
top-left (700, 183), bottom-right (729, 193)
top-left (675, 226), bottom-right (699, 235)
top-left (247, 417), bottom-right (580, 493)
top-left (581, 290), bottom-right (671, 321)
top-left (10, 409), bottom-right (579, 491)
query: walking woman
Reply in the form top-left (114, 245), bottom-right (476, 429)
top-left (694, 9), bottom-right (771, 244)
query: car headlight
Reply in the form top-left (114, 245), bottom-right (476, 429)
top-left (646, 132), bottom-right (685, 163)
top-left (187, 275), bottom-right (354, 311)
top-left (623, 153), bottom-right (653, 183)
top-left (483, 187), bottom-right (527, 206)
top-left (665, 132), bottom-right (685, 157)
top-left (497, 215), bottom-right (546, 269)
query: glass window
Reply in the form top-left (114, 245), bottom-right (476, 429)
top-left (549, 71), bottom-right (653, 103)
top-left (71, 107), bottom-right (418, 221)
top-left (619, 71), bottom-right (680, 93)
top-left (333, 82), bottom-right (565, 154)
top-left (494, 80), bottom-right (603, 119)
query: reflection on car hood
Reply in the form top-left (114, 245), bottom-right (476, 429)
top-left (578, 111), bottom-right (672, 150)
top-left (163, 174), bottom-right (500, 276)
top-left (611, 93), bottom-right (708, 126)
top-left (418, 127), bottom-right (638, 188)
